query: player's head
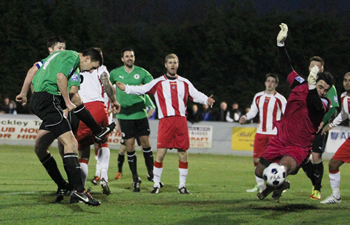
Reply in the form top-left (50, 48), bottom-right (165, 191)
top-left (47, 37), bottom-right (66, 54)
top-left (121, 48), bottom-right (135, 68)
top-left (164, 53), bottom-right (179, 76)
top-left (79, 47), bottom-right (103, 72)
top-left (309, 56), bottom-right (324, 72)
top-left (343, 72), bottom-right (350, 93)
top-left (265, 73), bottom-right (279, 93)
top-left (315, 71), bottom-right (334, 97)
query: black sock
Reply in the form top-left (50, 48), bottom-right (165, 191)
top-left (127, 151), bottom-right (138, 182)
top-left (41, 154), bottom-right (67, 188)
top-left (302, 160), bottom-right (314, 186)
top-left (118, 153), bottom-right (125, 173)
top-left (143, 147), bottom-right (154, 177)
top-left (63, 153), bottom-right (84, 193)
top-left (74, 104), bottom-right (102, 135)
top-left (313, 161), bottom-right (324, 191)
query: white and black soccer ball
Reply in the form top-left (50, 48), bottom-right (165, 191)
top-left (263, 163), bottom-right (286, 187)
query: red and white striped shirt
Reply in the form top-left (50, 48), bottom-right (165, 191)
top-left (124, 75), bottom-right (209, 119)
top-left (244, 91), bottom-right (287, 135)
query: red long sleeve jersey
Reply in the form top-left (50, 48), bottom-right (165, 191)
top-left (275, 71), bottom-right (330, 148)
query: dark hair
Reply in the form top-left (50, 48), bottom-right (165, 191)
top-left (46, 37), bottom-right (65, 48)
top-left (121, 48), bottom-right (134, 57)
top-left (310, 56), bottom-right (325, 67)
top-left (82, 47), bottom-right (104, 65)
top-left (265, 73), bottom-right (279, 84)
top-left (316, 71), bottom-right (334, 86)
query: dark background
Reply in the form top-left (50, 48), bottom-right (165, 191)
top-left (1, 0), bottom-right (350, 114)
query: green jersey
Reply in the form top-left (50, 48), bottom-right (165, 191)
top-left (33, 50), bottom-right (80, 95)
top-left (110, 65), bottom-right (153, 119)
top-left (323, 85), bottom-right (339, 125)
top-left (145, 94), bottom-right (155, 110)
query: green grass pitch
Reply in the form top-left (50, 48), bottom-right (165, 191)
top-left (1, 145), bottom-right (350, 225)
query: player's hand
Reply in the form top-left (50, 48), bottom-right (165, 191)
top-left (116, 82), bottom-right (126, 91)
top-left (15, 93), bottom-right (27, 105)
top-left (277, 23), bottom-right (288, 46)
top-left (308, 65), bottom-right (319, 89)
top-left (321, 125), bottom-right (332, 135)
top-left (112, 101), bottom-right (121, 114)
top-left (239, 116), bottom-right (246, 125)
top-left (207, 94), bottom-right (215, 108)
top-left (62, 109), bottom-right (69, 118)
top-left (65, 101), bottom-right (76, 112)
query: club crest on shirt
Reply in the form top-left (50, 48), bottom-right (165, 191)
top-left (134, 74), bottom-right (140, 79)
top-left (71, 73), bottom-right (80, 82)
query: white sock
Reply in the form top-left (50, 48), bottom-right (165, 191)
top-left (256, 175), bottom-right (264, 187)
top-left (179, 168), bottom-right (188, 188)
top-left (95, 161), bottom-right (101, 177)
top-left (98, 147), bottom-right (110, 182)
top-left (329, 171), bottom-right (341, 199)
top-left (153, 166), bottom-right (163, 187)
top-left (80, 161), bottom-right (88, 186)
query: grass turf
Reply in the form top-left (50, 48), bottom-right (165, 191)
top-left (1, 145), bottom-right (350, 225)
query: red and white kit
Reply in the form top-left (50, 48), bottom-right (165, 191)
top-left (76, 66), bottom-right (110, 148)
top-left (124, 74), bottom-right (209, 150)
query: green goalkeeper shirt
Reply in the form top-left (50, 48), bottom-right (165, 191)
top-left (109, 65), bottom-right (153, 120)
top-left (33, 50), bottom-right (80, 95)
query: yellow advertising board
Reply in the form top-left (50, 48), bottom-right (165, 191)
top-left (232, 127), bottom-right (256, 151)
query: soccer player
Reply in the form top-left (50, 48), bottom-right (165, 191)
top-left (320, 72), bottom-right (350, 204)
top-left (302, 58), bottom-right (339, 200)
top-left (109, 48), bottom-right (154, 192)
top-left (255, 23), bottom-right (334, 201)
top-left (30, 48), bottom-right (118, 206)
top-left (116, 53), bottom-right (215, 194)
top-left (16, 37), bottom-right (66, 105)
top-left (239, 73), bottom-right (287, 193)
top-left (77, 64), bottom-right (119, 195)
top-left (272, 24), bottom-right (339, 200)
top-left (114, 94), bottom-right (156, 180)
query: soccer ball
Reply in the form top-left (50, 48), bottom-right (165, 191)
top-left (263, 163), bottom-right (286, 187)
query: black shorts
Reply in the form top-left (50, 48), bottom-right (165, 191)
top-left (312, 131), bottom-right (329, 154)
top-left (119, 118), bottom-right (150, 140)
top-left (30, 92), bottom-right (71, 138)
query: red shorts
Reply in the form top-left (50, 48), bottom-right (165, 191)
top-left (261, 136), bottom-right (311, 166)
top-left (157, 116), bottom-right (189, 150)
top-left (76, 101), bottom-right (109, 149)
top-left (253, 133), bottom-right (275, 158)
top-left (332, 138), bottom-right (350, 163)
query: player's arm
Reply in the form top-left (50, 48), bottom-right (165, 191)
top-left (321, 107), bottom-right (348, 135)
top-left (306, 66), bottom-right (326, 115)
top-left (276, 23), bottom-right (295, 76)
top-left (101, 71), bottom-right (120, 113)
top-left (16, 64), bottom-right (39, 105)
top-left (57, 73), bottom-right (75, 111)
top-left (240, 94), bottom-right (259, 124)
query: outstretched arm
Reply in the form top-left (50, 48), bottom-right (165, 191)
top-left (276, 23), bottom-right (294, 76)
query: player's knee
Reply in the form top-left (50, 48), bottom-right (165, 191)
top-left (328, 159), bottom-right (340, 171)
top-left (69, 93), bottom-right (82, 106)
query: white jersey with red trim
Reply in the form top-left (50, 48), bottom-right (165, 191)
top-left (244, 91), bottom-right (287, 135)
top-left (330, 92), bottom-right (350, 127)
top-left (79, 65), bottom-right (109, 103)
top-left (124, 74), bottom-right (209, 119)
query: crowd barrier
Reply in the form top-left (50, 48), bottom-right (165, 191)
top-left (0, 114), bottom-right (348, 159)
